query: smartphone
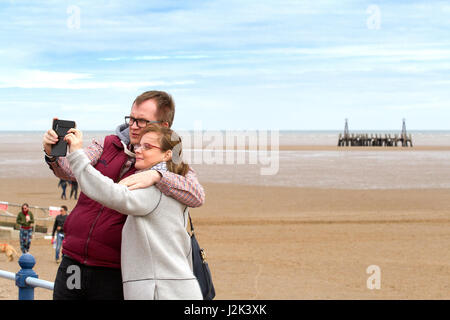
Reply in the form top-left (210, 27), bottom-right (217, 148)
top-left (51, 119), bottom-right (76, 157)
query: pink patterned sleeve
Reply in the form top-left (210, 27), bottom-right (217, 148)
top-left (47, 138), bottom-right (104, 181)
top-left (155, 167), bottom-right (205, 208)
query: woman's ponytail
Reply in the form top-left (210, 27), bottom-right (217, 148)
top-left (138, 125), bottom-right (190, 177)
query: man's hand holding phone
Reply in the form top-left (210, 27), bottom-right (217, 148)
top-left (43, 119), bottom-right (76, 157)
top-left (64, 128), bottom-right (83, 153)
top-left (43, 119), bottom-right (59, 157)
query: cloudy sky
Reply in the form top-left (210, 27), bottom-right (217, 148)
top-left (0, 0), bottom-right (449, 131)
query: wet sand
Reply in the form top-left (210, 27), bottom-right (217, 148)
top-left (1, 178), bottom-right (449, 299)
top-left (277, 145), bottom-right (450, 151)
top-left (198, 145), bottom-right (450, 151)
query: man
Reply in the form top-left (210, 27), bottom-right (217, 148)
top-left (52, 205), bottom-right (68, 264)
top-left (58, 179), bottom-right (67, 200)
top-left (16, 203), bottom-right (34, 254)
top-left (43, 90), bottom-right (205, 300)
top-left (69, 181), bottom-right (78, 199)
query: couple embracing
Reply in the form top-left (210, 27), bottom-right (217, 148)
top-left (43, 91), bottom-right (204, 300)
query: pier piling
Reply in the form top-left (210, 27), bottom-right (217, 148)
top-left (338, 119), bottom-right (413, 147)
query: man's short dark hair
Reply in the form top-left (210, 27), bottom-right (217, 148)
top-left (61, 205), bottom-right (68, 211)
top-left (134, 90), bottom-right (175, 128)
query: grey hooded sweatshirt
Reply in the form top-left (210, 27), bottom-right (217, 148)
top-left (67, 149), bottom-right (202, 300)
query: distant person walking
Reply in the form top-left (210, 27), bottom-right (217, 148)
top-left (16, 203), bottom-right (34, 254)
top-left (52, 205), bottom-right (68, 263)
top-left (69, 181), bottom-right (78, 200)
top-left (58, 179), bottom-right (67, 200)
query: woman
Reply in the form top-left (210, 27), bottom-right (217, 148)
top-left (16, 203), bottom-right (34, 253)
top-left (58, 179), bottom-right (67, 200)
top-left (64, 125), bottom-right (202, 300)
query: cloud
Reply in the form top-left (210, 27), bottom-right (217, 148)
top-left (1, 0), bottom-right (450, 130)
top-left (99, 54), bottom-right (210, 62)
top-left (0, 69), bottom-right (91, 88)
top-left (133, 56), bottom-right (170, 61)
top-left (0, 69), bottom-right (195, 89)
top-left (59, 103), bottom-right (121, 112)
top-left (384, 102), bottom-right (449, 111)
top-left (98, 57), bottom-right (126, 61)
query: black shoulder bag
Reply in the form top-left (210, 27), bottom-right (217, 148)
top-left (188, 213), bottom-right (216, 300)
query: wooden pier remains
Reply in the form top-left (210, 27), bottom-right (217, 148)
top-left (338, 119), bottom-right (413, 147)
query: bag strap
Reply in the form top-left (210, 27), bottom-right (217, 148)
top-left (184, 206), bottom-right (194, 235)
top-left (186, 208), bottom-right (208, 262)
top-left (188, 212), bottom-right (195, 234)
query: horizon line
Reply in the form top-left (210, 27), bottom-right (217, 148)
top-left (1, 129), bottom-right (450, 132)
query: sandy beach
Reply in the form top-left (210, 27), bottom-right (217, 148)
top-left (276, 145), bottom-right (450, 151)
top-left (1, 177), bottom-right (449, 300)
top-left (3, 0), bottom-right (450, 304)
top-left (209, 145), bottom-right (450, 151)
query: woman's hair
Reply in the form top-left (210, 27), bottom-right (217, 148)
top-left (138, 125), bottom-right (190, 177)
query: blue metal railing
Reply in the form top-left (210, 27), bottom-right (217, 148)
top-left (0, 253), bottom-right (54, 300)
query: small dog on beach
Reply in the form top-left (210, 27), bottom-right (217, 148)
top-left (0, 243), bottom-right (19, 262)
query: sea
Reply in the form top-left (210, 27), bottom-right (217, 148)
top-left (1, 130), bottom-right (450, 189)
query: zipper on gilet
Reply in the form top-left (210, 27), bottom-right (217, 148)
top-left (83, 205), bottom-right (104, 264)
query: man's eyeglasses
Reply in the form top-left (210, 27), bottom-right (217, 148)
top-left (134, 143), bottom-right (163, 151)
top-left (125, 116), bottom-right (163, 128)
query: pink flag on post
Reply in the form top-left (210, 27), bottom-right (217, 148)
top-left (49, 206), bottom-right (61, 217)
top-left (0, 201), bottom-right (8, 211)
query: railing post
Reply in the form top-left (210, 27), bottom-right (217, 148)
top-left (15, 253), bottom-right (38, 300)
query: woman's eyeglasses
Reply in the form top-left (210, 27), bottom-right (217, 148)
top-left (134, 143), bottom-right (163, 151)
